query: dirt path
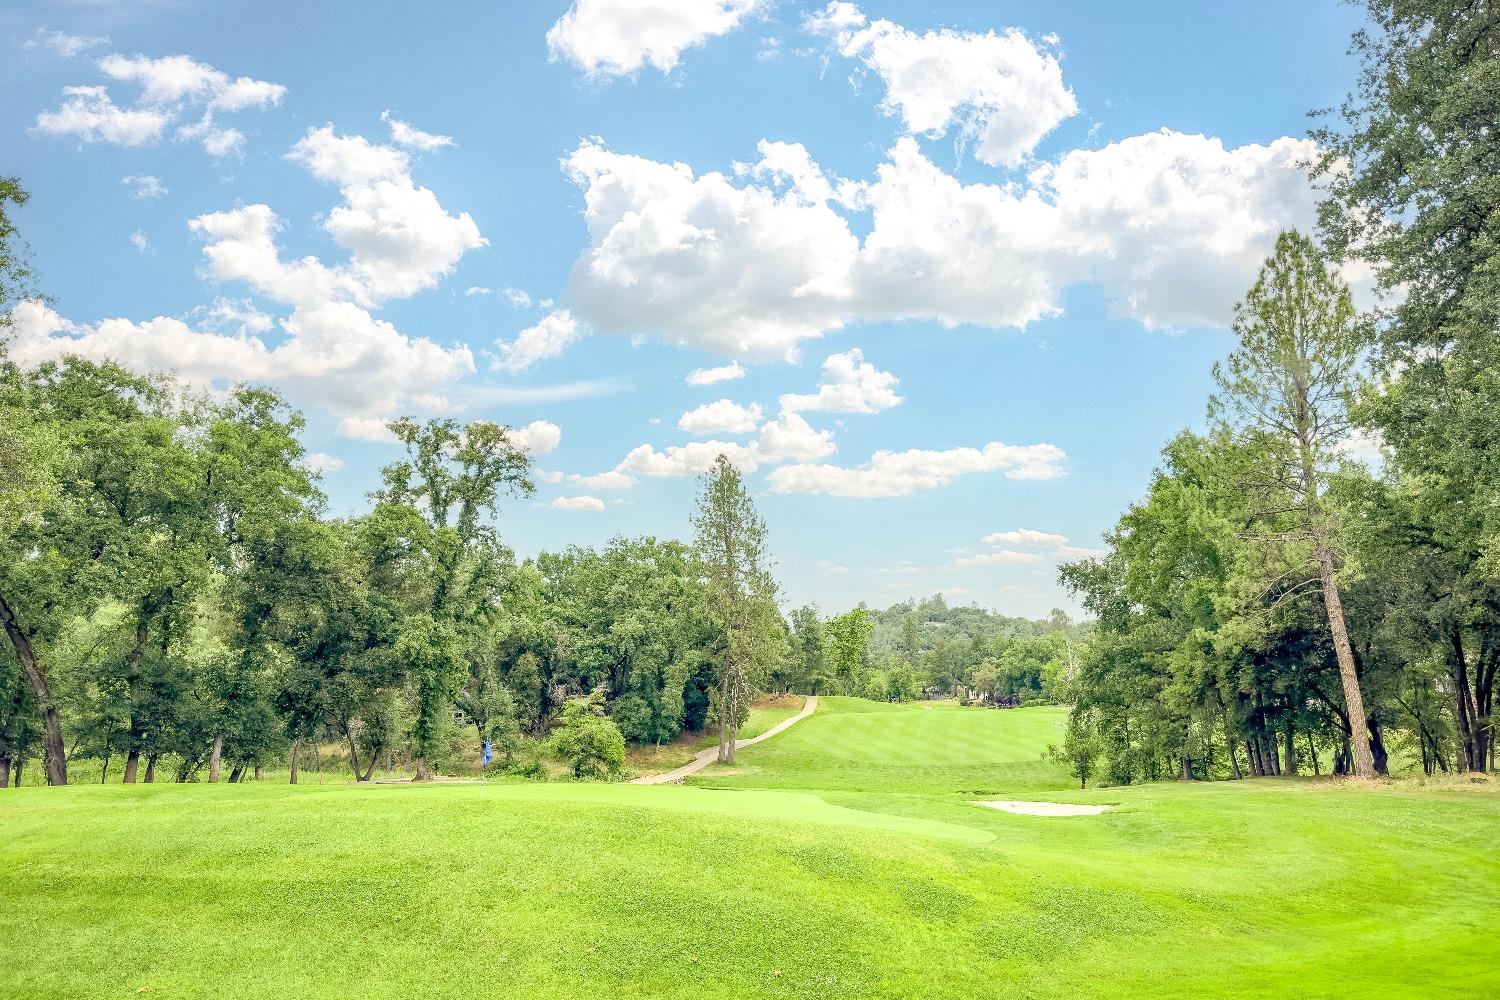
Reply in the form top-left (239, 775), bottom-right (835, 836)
top-left (630, 695), bottom-right (819, 785)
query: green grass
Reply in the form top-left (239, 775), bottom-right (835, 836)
top-left (3, 697), bottom-right (1498, 999)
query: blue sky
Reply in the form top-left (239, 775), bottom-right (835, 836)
top-left (2, 0), bottom-right (1366, 617)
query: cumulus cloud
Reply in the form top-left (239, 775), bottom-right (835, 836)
top-left (547, 0), bottom-right (767, 77)
top-left (33, 86), bottom-right (168, 146)
top-left (560, 129), bottom-right (1323, 356)
top-left (129, 230), bottom-right (151, 253)
top-left (779, 347), bottom-right (901, 414)
top-left (678, 398), bottom-right (763, 434)
top-left (35, 53), bottom-right (285, 155)
top-left (807, 2), bottom-right (1076, 167)
top-left (554, 495), bottom-right (606, 511)
top-left (492, 310), bottom-right (583, 371)
top-left (302, 452), bottom-right (345, 474)
top-left (569, 470), bottom-right (635, 490)
top-left (685, 361), bottom-right (746, 385)
top-left (510, 419), bottom-right (562, 455)
top-left (502, 287), bottom-right (533, 307)
top-left (121, 174), bottom-right (166, 199)
top-left (983, 528), bottom-right (1068, 546)
top-left (766, 440), bottom-right (1065, 497)
top-left (13, 124), bottom-right (487, 437)
top-left (381, 110), bottom-right (453, 150)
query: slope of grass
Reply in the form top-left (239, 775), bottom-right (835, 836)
top-left (3, 697), bottom-right (1498, 999)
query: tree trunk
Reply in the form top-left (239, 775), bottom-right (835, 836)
top-left (1179, 755), bottom-right (1193, 781)
top-left (0, 756), bottom-right (9, 788)
top-left (344, 721), bottom-right (364, 782)
top-left (123, 748), bottom-right (141, 784)
top-left (253, 765), bottom-right (263, 781)
top-left (121, 616), bottom-right (150, 784)
top-left (1283, 716), bottom-right (1297, 776)
top-left (1368, 714), bottom-right (1390, 776)
top-left (361, 754), bottom-right (377, 782)
top-left (1316, 546), bottom-right (1375, 777)
top-left (0, 592), bottom-right (67, 785)
top-left (101, 752), bottom-right (110, 783)
top-left (716, 652), bottom-right (733, 765)
top-left (144, 755), bottom-right (157, 783)
top-left (1307, 731), bottom-right (1320, 776)
top-left (1450, 629), bottom-right (1482, 771)
top-left (228, 763), bottom-right (245, 784)
top-left (413, 756), bottom-right (431, 781)
top-left (13, 757), bottom-right (22, 786)
top-left (208, 735), bottom-right (223, 783)
top-left (289, 740), bottom-right (300, 785)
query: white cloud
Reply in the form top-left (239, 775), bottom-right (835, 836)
top-left (465, 286), bottom-right (492, 296)
top-left (129, 230), bottom-right (151, 253)
top-left (121, 174), bottom-right (166, 199)
top-left (554, 495), bottom-right (606, 511)
top-left (34, 54), bottom-right (285, 155)
top-left (547, 0), bottom-right (767, 77)
top-left (780, 347), bottom-right (900, 414)
top-left (766, 440), bottom-right (1065, 497)
top-left (982, 528), bottom-right (1068, 547)
top-left (8, 298), bottom-right (474, 436)
top-left (492, 309), bottom-right (583, 371)
top-left (511, 419), bottom-right (562, 455)
top-left (502, 287), bottom-right (533, 308)
top-left (381, 110), bottom-right (454, 150)
top-left (10, 123), bottom-right (485, 438)
top-left (678, 398), bottom-right (763, 434)
top-left (27, 29), bottom-right (110, 58)
top-left (1055, 545), bottom-right (1107, 560)
top-left (617, 439), bottom-right (760, 477)
top-left (951, 549), bottom-right (1044, 568)
top-left (561, 130), bottom-right (1323, 356)
top-left (33, 86), bottom-right (168, 146)
top-left (302, 452), bottom-right (345, 474)
top-left (685, 361), bottom-right (746, 385)
top-left (755, 411), bottom-right (835, 462)
top-left (817, 560), bottom-right (849, 574)
top-left (807, 2), bottom-right (1076, 167)
top-left (569, 470), bottom-right (636, 490)
top-left (1338, 427), bottom-right (1385, 466)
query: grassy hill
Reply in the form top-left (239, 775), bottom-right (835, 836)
top-left (3, 698), bottom-right (1498, 999)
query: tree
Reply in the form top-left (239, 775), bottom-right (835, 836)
top-left (372, 417), bottom-right (533, 779)
top-left (692, 454), bottom-right (778, 764)
top-left (825, 607), bottom-right (873, 695)
top-left (1055, 710), bottom-right (1102, 789)
top-left (787, 605), bottom-right (827, 694)
top-left (1315, 1), bottom-right (1500, 773)
top-left (1208, 231), bottom-right (1378, 778)
top-left (548, 688), bottom-right (626, 779)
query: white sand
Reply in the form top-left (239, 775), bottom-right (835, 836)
top-left (973, 800), bottom-right (1112, 816)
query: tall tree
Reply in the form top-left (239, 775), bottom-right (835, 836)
top-left (1208, 231), bottom-right (1377, 777)
top-left (1315, 0), bottom-right (1500, 772)
top-left (692, 454), bottom-right (778, 764)
top-left (372, 417), bottom-right (533, 779)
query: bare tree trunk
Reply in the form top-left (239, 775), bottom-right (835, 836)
top-left (413, 756), bottom-right (431, 781)
top-left (1316, 545), bottom-right (1376, 777)
top-left (716, 652), bottom-right (733, 764)
top-left (0, 592), bottom-right (67, 785)
top-left (289, 740), bottom-right (300, 785)
top-left (121, 617), bottom-right (150, 783)
top-left (144, 755), bottom-right (157, 783)
top-left (253, 765), bottom-right (263, 781)
top-left (0, 756), bottom-right (9, 788)
top-left (13, 757), bottom-right (23, 786)
top-left (208, 735), bottom-right (223, 783)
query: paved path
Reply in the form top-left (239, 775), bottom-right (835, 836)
top-left (630, 696), bottom-right (819, 785)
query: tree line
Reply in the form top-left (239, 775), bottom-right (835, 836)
top-left (1056, 1), bottom-right (1498, 787)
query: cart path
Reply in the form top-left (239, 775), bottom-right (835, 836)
top-left (630, 696), bottom-right (819, 785)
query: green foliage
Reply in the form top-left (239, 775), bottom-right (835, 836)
top-left (823, 607), bottom-right (873, 694)
top-left (548, 688), bottom-right (626, 779)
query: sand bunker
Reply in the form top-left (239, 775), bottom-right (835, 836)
top-left (973, 800), bottom-right (1112, 816)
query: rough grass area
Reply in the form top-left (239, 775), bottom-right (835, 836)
top-left (3, 697), bottom-right (1497, 999)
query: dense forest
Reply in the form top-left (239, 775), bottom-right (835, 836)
top-left (1055, 1), bottom-right (1498, 787)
